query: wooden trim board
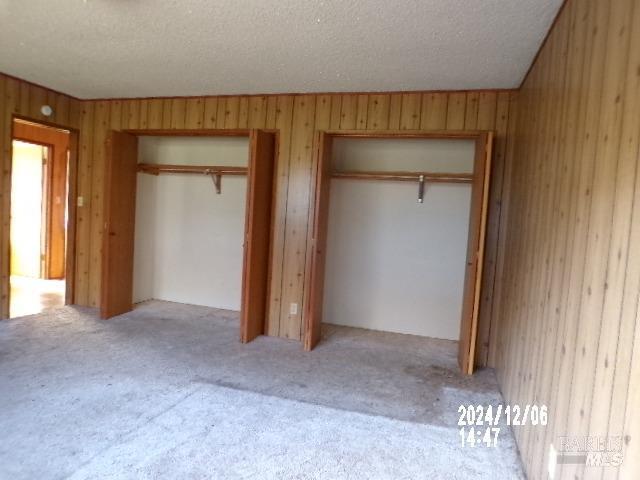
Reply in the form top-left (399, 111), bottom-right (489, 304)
top-left (4, 116), bottom-right (79, 315)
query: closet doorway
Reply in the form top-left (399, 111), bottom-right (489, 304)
top-left (304, 131), bottom-right (493, 374)
top-left (100, 129), bottom-right (277, 344)
top-left (7, 118), bottom-right (79, 318)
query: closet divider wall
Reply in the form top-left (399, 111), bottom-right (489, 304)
top-left (100, 129), bottom-right (277, 344)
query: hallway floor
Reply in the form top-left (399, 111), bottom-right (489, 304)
top-left (0, 300), bottom-right (524, 479)
top-left (9, 275), bottom-right (65, 318)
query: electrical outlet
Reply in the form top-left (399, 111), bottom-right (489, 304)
top-left (548, 443), bottom-right (557, 479)
top-left (77, 196), bottom-right (84, 207)
top-left (289, 303), bottom-right (298, 315)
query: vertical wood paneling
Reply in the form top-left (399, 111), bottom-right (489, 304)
top-left (125, 100), bottom-right (140, 129)
top-left (445, 92), bottom-right (466, 129)
top-left (314, 95), bottom-right (332, 130)
top-left (265, 96), bottom-right (278, 129)
top-left (355, 95), bottom-right (368, 129)
top-left (238, 97), bottom-right (249, 129)
top-left (55, 95), bottom-right (70, 125)
top-left (329, 95), bottom-right (342, 130)
top-left (138, 99), bottom-right (149, 129)
top-left (279, 95), bottom-right (316, 339)
top-left (477, 92), bottom-right (497, 130)
top-left (28, 85), bottom-right (47, 121)
top-left (161, 99), bottom-right (172, 129)
top-left (366, 94), bottom-right (390, 129)
top-left (388, 94), bottom-right (402, 130)
top-left (339, 94), bottom-right (357, 129)
top-left (170, 98), bottom-right (186, 129)
top-left (0, 78), bottom-right (514, 359)
top-left (488, 91), bottom-right (518, 368)
top-left (203, 97), bottom-right (218, 128)
top-left (87, 101), bottom-right (110, 306)
top-left (147, 99), bottom-right (163, 129)
top-left (223, 97), bottom-right (239, 128)
top-left (399, 93), bottom-right (421, 129)
top-left (185, 98), bottom-right (204, 129)
top-left (18, 81), bottom-right (29, 114)
top-left (248, 96), bottom-right (268, 128)
top-left (524, 9), bottom-right (573, 470)
top-left (564, 2), bottom-right (634, 478)
top-left (464, 92), bottom-right (479, 129)
top-left (0, 73), bottom-right (81, 317)
top-left (265, 95), bottom-right (294, 336)
top-left (215, 98), bottom-right (227, 129)
top-left (0, 77), bottom-right (17, 316)
top-left (74, 102), bottom-right (95, 306)
top-left (109, 100), bottom-right (122, 130)
top-left (61, 91), bottom-right (511, 346)
top-left (420, 93), bottom-right (448, 130)
top-left (493, 0), bottom-right (640, 478)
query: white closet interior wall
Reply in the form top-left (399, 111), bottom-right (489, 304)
top-left (133, 136), bottom-right (249, 310)
top-left (324, 138), bottom-right (475, 340)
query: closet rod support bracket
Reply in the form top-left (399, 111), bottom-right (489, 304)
top-left (205, 169), bottom-right (222, 194)
top-left (417, 175), bottom-right (425, 203)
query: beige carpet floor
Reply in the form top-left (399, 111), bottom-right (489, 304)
top-left (0, 300), bottom-right (524, 479)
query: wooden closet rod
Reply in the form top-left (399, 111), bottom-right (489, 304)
top-left (331, 170), bottom-right (473, 184)
top-left (137, 163), bottom-right (248, 176)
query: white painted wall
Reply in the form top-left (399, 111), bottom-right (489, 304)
top-left (10, 141), bottom-right (45, 278)
top-left (133, 136), bottom-right (249, 310)
top-left (323, 138), bottom-right (475, 340)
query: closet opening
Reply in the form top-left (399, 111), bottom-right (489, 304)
top-left (100, 129), bottom-right (277, 344)
top-left (305, 131), bottom-right (493, 374)
top-left (7, 118), bottom-right (79, 319)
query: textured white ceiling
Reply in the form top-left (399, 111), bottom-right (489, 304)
top-left (0, 0), bottom-right (562, 99)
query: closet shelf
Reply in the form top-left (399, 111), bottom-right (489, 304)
top-left (137, 163), bottom-right (248, 176)
top-left (331, 170), bottom-right (473, 183)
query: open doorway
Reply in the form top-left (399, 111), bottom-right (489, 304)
top-left (101, 129), bottom-right (276, 344)
top-left (305, 131), bottom-right (493, 374)
top-left (9, 119), bottom-right (74, 318)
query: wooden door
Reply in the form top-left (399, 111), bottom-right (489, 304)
top-left (458, 132), bottom-right (493, 374)
top-left (303, 132), bottom-right (333, 350)
top-left (100, 131), bottom-right (138, 319)
top-left (44, 137), bottom-right (69, 279)
top-left (240, 130), bottom-right (276, 342)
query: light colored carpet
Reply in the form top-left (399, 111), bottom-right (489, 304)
top-left (0, 300), bottom-right (524, 479)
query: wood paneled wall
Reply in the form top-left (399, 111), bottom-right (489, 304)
top-left (492, 0), bottom-right (640, 478)
top-left (71, 90), bottom-right (513, 354)
top-left (0, 71), bottom-right (514, 364)
top-left (0, 73), bottom-right (81, 318)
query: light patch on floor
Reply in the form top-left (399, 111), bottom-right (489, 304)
top-left (9, 275), bottom-right (65, 318)
top-left (0, 300), bottom-right (524, 479)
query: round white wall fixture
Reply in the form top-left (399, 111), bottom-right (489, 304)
top-left (40, 105), bottom-right (53, 117)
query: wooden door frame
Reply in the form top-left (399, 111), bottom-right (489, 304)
top-left (105, 128), bottom-right (278, 342)
top-left (303, 129), bottom-right (493, 375)
top-left (13, 123), bottom-right (69, 280)
top-left (1, 115), bottom-right (79, 319)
